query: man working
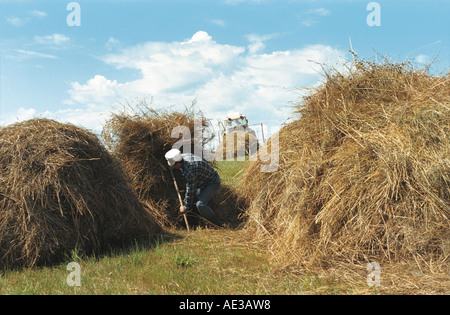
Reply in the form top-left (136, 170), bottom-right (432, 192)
top-left (165, 149), bottom-right (221, 225)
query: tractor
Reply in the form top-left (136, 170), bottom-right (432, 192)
top-left (218, 112), bottom-right (257, 141)
top-left (216, 113), bottom-right (258, 159)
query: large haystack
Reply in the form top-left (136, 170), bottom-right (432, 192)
top-left (0, 119), bottom-right (160, 268)
top-left (102, 104), bottom-right (243, 228)
top-left (239, 60), bottom-right (449, 268)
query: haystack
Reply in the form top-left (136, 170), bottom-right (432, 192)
top-left (239, 60), bottom-right (449, 268)
top-left (0, 119), bottom-right (160, 268)
top-left (102, 104), bottom-right (243, 228)
top-left (214, 130), bottom-right (258, 161)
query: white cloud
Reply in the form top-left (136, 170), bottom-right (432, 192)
top-left (0, 107), bottom-right (36, 128)
top-left (301, 18), bottom-right (318, 27)
top-left (14, 49), bottom-right (57, 59)
top-left (47, 105), bottom-right (112, 132)
top-left (415, 54), bottom-right (428, 64)
top-left (4, 31), bottom-right (345, 136)
top-left (211, 19), bottom-right (226, 27)
top-left (69, 75), bottom-right (122, 104)
top-left (105, 37), bottom-right (121, 50)
top-left (6, 16), bottom-right (27, 27)
top-left (30, 10), bottom-right (47, 18)
top-left (101, 31), bottom-right (244, 95)
top-left (34, 34), bottom-right (70, 46)
top-left (194, 44), bottom-right (339, 125)
top-left (1, 104), bottom-right (114, 134)
top-left (65, 31), bottom-right (345, 134)
top-left (306, 8), bottom-right (331, 16)
top-left (246, 33), bottom-right (278, 54)
top-left (243, 45), bottom-right (336, 85)
top-left (299, 7), bottom-right (331, 27)
top-left (5, 10), bottom-right (48, 27)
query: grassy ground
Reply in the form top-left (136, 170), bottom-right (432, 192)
top-left (0, 228), bottom-right (362, 295)
top-left (215, 159), bottom-right (250, 186)
top-left (2, 226), bottom-right (446, 295)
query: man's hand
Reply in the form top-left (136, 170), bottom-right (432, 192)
top-left (180, 205), bottom-right (186, 213)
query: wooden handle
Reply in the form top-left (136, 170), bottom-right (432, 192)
top-left (169, 168), bottom-right (190, 232)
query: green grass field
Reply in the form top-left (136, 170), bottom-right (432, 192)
top-left (0, 228), bottom-right (358, 295)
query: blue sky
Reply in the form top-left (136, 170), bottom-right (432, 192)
top-left (1, 0), bottom-right (449, 137)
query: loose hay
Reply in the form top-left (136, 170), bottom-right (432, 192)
top-left (0, 119), bottom-right (160, 268)
top-left (239, 60), bottom-right (450, 271)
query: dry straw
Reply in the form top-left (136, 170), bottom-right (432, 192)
top-left (0, 119), bottom-right (160, 268)
top-left (239, 59), bottom-right (449, 272)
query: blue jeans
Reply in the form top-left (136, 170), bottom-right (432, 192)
top-left (196, 181), bottom-right (221, 221)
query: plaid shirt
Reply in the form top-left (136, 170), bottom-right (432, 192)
top-left (180, 153), bottom-right (220, 210)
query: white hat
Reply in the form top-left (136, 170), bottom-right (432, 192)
top-left (165, 149), bottom-right (183, 166)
